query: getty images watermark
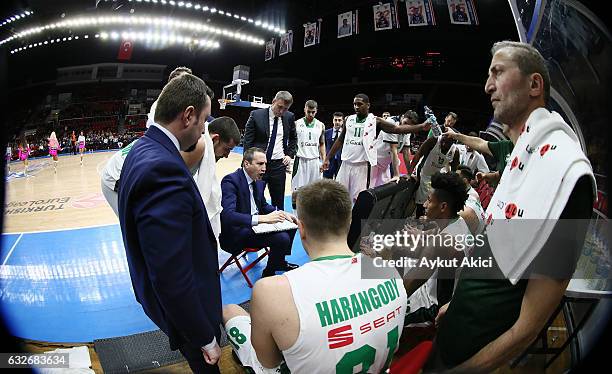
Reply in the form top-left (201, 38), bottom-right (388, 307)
top-left (357, 218), bottom-right (493, 278)
top-left (366, 230), bottom-right (491, 270)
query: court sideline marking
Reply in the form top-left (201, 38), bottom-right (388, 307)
top-left (2, 233), bottom-right (23, 266)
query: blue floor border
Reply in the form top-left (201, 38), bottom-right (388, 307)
top-left (0, 195), bottom-right (305, 342)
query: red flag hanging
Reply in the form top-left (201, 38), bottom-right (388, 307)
top-left (117, 40), bottom-right (133, 60)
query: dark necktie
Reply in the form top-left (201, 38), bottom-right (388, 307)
top-left (251, 181), bottom-right (261, 212)
top-left (266, 116), bottom-right (279, 161)
top-left (333, 130), bottom-right (338, 142)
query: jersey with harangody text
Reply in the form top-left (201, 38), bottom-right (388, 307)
top-left (283, 254), bottom-right (407, 374)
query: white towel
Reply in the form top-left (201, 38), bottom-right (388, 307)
top-left (194, 130), bottom-right (222, 242)
top-left (485, 108), bottom-right (595, 284)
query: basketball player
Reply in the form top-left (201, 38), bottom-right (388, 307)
top-left (291, 100), bottom-right (325, 191)
top-left (408, 134), bottom-right (460, 218)
top-left (223, 179), bottom-right (407, 373)
top-left (323, 94), bottom-right (430, 203)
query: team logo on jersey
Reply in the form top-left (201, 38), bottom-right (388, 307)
top-left (504, 203), bottom-right (523, 219)
top-left (510, 157), bottom-right (525, 171)
top-left (327, 324), bottom-right (353, 349)
top-left (539, 144), bottom-right (557, 157)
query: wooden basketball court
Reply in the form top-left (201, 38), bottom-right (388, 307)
top-left (2, 149), bottom-right (297, 373)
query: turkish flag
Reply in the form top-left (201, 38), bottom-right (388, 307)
top-left (117, 40), bottom-right (133, 60)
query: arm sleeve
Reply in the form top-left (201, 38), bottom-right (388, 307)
top-left (220, 177), bottom-right (254, 228)
top-left (244, 111), bottom-right (257, 151)
top-left (286, 113), bottom-right (298, 158)
top-left (527, 176), bottom-right (594, 279)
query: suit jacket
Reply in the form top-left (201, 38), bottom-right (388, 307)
top-left (220, 168), bottom-right (276, 253)
top-left (324, 128), bottom-right (342, 161)
top-left (243, 107), bottom-right (297, 158)
top-left (118, 126), bottom-right (221, 351)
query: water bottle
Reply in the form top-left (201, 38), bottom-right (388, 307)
top-left (424, 106), bottom-right (443, 137)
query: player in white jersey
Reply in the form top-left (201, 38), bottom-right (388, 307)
top-left (291, 100), bottom-right (325, 191)
top-left (408, 134), bottom-right (460, 218)
top-left (323, 94), bottom-right (431, 203)
top-left (456, 166), bottom-right (486, 235)
top-left (401, 172), bottom-right (471, 325)
top-left (223, 180), bottom-right (407, 373)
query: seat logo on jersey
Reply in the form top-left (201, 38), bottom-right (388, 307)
top-left (327, 324), bottom-right (353, 349)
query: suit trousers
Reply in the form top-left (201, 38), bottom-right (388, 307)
top-left (233, 227), bottom-right (296, 270)
top-left (178, 341), bottom-right (221, 374)
top-left (263, 159), bottom-right (286, 210)
top-left (323, 157), bottom-right (341, 179)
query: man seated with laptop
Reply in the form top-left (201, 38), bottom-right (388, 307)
top-left (220, 147), bottom-right (299, 278)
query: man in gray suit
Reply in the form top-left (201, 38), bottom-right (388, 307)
top-left (243, 91), bottom-right (297, 210)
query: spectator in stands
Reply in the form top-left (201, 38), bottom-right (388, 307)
top-left (430, 40), bottom-right (595, 372)
top-left (222, 179), bottom-right (407, 373)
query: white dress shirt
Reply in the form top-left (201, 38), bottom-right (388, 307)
top-left (268, 108), bottom-right (285, 160)
top-left (150, 122), bottom-right (180, 151)
top-left (243, 169), bottom-right (260, 226)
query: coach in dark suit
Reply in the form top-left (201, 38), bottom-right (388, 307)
top-left (220, 147), bottom-right (298, 277)
top-left (243, 91), bottom-right (297, 210)
top-left (118, 74), bottom-right (222, 373)
top-left (323, 111), bottom-right (344, 179)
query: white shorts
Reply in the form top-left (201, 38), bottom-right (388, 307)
top-left (224, 316), bottom-right (283, 374)
top-left (336, 161), bottom-right (370, 203)
top-left (291, 157), bottom-right (322, 191)
top-left (370, 163), bottom-right (391, 188)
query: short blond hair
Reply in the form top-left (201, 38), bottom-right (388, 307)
top-left (296, 180), bottom-right (352, 240)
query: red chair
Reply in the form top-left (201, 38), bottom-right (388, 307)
top-left (389, 340), bottom-right (433, 374)
top-left (219, 247), bottom-right (270, 288)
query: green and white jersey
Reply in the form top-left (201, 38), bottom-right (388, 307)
top-left (341, 115), bottom-right (369, 163)
top-left (101, 139), bottom-right (139, 190)
top-left (283, 254), bottom-right (407, 374)
top-left (465, 187), bottom-right (486, 235)
top-left (296, 117), bottom-right (324, 159)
